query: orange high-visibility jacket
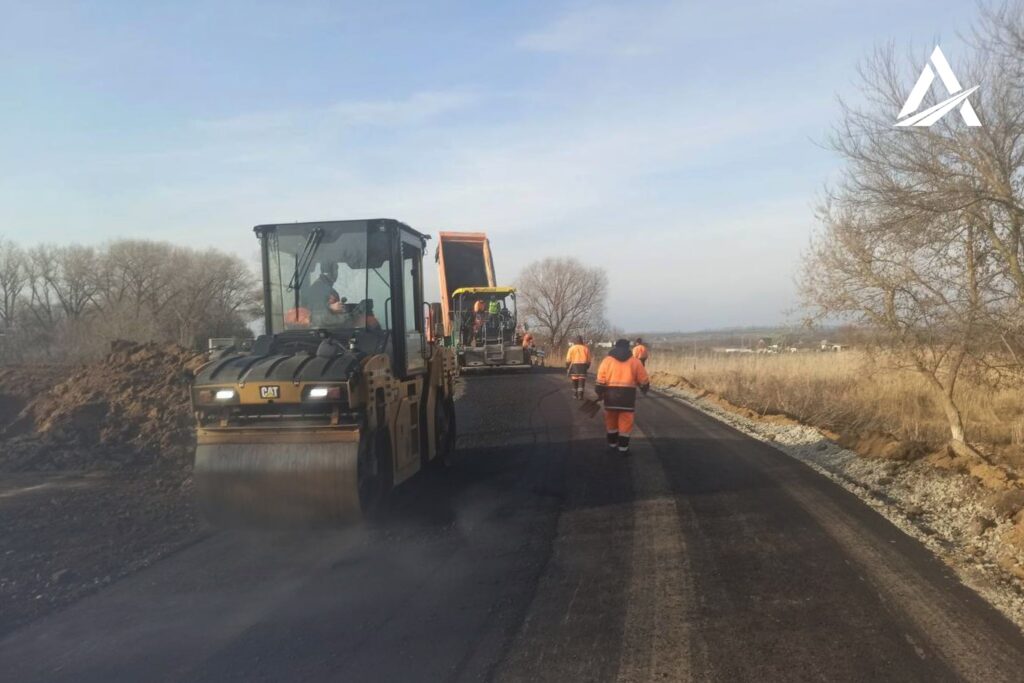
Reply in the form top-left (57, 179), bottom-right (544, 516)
top-left (566, 344), bottom-right (591, 365)
top-left (596, 355), bottom-right (650, 411)
top-left (632, 344), bottom-right (648, 361)
top-left (566, 343), bottom-right (592, 378)
top-left (522, 333), bottom-right (535, 348)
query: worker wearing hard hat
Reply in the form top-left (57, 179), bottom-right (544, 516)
top-left (632, 337), bottom-right (649, 366)
top-left (565, 336), bottom-right (592, 400)
top-left (596, 338), bottom-right (650, 454)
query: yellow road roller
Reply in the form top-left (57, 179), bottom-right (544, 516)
top-left (190, 219), bottom-right (458, 525)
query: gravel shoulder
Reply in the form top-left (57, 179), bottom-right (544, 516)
top-left (0, 469), bottom-right (201, 637)
top-left (650, 375), bottom-right (1024, 632)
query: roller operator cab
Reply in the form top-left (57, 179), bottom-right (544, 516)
top-left (191, 219), bottom-right (458, 526)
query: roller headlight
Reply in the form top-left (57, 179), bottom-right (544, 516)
top-left (305, 386), bottom-right (342, 400)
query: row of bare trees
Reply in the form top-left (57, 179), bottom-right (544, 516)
top-left (801, 3), bottom-right (1024, 458)
top-left (0, 238), bottom-right (260, 362)
top-left (517, 257), bottom-right (612, 354)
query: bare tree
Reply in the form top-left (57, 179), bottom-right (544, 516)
top-left (517, 257), bottom-right (608, 353)
top-left (0, 238), bottom-right (259, 361)
top-left (163, 248), bottom-right (260, 347)
top-left (803, 204), bottom-right (995, 458)
top-left (802, 9), bottom-right (1024, 458)
top-left (52, 245), bottom-right (101, 321)
top-left (826, 26), bottom-right (1024, 335)
top-left (0, 239), bottom-right (26, 331)
top-left (23, 245), bottom-right (61, 337)
top-left (95, 240), bottom-right (175, 320)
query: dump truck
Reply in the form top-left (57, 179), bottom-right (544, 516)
top-left (436, 231), bottom-right (496, 337)
top-left (190, 219), bottom-right (458, 525)
top-left (435, 231), bottom-right (533, 370)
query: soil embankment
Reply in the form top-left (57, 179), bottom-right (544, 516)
top-left (0, 342), bottom-right (206, 636)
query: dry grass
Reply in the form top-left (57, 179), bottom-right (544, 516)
top-left (649, 351), bottom-right (1024, 448)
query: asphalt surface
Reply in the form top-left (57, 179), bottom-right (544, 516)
top-left (2, 369), bottom-right (1024, 681)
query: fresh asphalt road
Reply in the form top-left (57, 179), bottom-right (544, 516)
top-left (2, 369), bottom-right (1024, 682)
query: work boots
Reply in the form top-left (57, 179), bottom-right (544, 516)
top-left (571, 380), bottom-right (585, 400)
top-left (606, 432), bottom-right (630, 455)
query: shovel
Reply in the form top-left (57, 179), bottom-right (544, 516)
top-left (579, 397), bottom-right (602, 418)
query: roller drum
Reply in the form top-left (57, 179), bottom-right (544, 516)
top-left (194, 440), bottom-right (362, 526)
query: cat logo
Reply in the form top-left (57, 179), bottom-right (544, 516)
top-left (259, 385), bottom-right (280, 400)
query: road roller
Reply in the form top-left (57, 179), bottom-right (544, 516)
top-left (190, 219), bottom-right (458, 525)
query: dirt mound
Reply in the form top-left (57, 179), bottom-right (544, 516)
top-left (0, 343), bottom-right (207, 633)
top-left (649, 370), bottom-right (699, 392)
top-left (837, 431), bottom-right (927, 462)
top-left (2, 341), bottom-right (206, 471)
top-left (0, 365), bottom-right (68, 430)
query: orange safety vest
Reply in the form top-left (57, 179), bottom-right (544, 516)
top-left (566, 344), bottom-right (591, 364)
top-left (566, 343), bottom-right (591, 379)
top-left (596, 355), bottom-right (650, 411)
top-left (522, 333), bottom-right (535, 348)
top-left (632, 344), bottom-right (648, 361)
top-left (284, 307), bottom-right (312, 327)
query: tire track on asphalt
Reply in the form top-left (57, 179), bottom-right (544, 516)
top-left (496, 375), bottom-right (633, 682)
top-left (777, 476), bottom-right (1024, 682)
top-left (614, 422), bottom-right (696, 683)
top-left (639, 391), bottom-right (1024, 681)
top-left (664, 390), bottom-right (1024, 680)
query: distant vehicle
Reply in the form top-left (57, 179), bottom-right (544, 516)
top-left (435, 231), bottom-right (532, 370)
top-left (449, 286), bottom-right (529, 370)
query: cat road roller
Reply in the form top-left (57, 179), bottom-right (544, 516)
top-left (191, 219), bottom-right (458, 525)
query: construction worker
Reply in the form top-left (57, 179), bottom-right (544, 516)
top-left (472, 299), bottom-right (486, 345)
top-left (632, 337), bottom-right (649, 366)
top-left (596, 338), bottom-right (650, 455)
top-left (565, 336), bottom-right (592, 400)
top-left (522, 330), bottom-right (537, 365)
top-left (488, 298), bottom-right (501, 315)
top-left (305, 262), bottom-right (347, 323)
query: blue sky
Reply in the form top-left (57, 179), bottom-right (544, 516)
top-left (0, 0), bottom-right (981, 331)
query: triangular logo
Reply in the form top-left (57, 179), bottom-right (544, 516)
top-left (896, 46), bottom-right (981, 127)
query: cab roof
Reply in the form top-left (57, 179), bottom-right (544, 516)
top-left (252, 218), bottom-right (429, 242)
top-left (452, 286), bottom-right (516, 296)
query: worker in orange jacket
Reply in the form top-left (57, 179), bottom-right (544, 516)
top-left (471, 299), bottom-right (487, 345)
top-left (596, 338), bottom-right (650, 454)
top-left (521, 330), bottom-right (537, 365)
top-left (632, 337), bottom-right (649, 366)
top-left (565, 336), bottom-right (592, 400)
